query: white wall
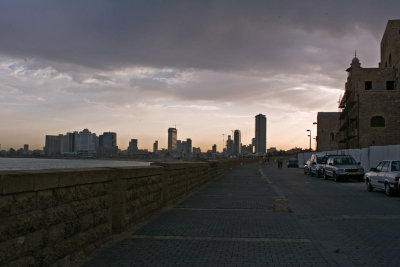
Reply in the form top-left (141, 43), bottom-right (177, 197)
top-left (298, 145), bottom-right (400, 171)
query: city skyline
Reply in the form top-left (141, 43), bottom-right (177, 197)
top-left (1, 1), bottom-right (399, 151)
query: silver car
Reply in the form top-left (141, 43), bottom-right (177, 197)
top-left (309, 153), bottom-right (327, 177)
top-left (323, 155), bottom-right (364, 182)
top-left (365, 160), bottom-right (400, 196)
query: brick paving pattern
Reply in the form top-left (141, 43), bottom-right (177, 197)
top-left (83, 163), bottom-right (330, 266)
top-left (85, 163), bottom-right (400, 266)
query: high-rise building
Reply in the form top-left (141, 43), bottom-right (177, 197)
top-left (177, 140), bottom-right (182, 152)
top-left (23, 144), bottom-right (29, 153)
top-left (128, 139), bottom-right (138, 153)
top-left (99, 132), bottom-right (118, 156)
top-left (78, 129), bottom-right (97, 156)
top-left (168, 128), bottom-right (177, 151)
top-left (44, 135), bottom-right (61, 155)
top-left (66, 132), bottom-right (79, 153)
top-left (255, 114), bottom-right (267, 154)
top-left (186, 138), bottom-right (192, 154)
top-left (233, 130), bottom-right (241, 156)
top-left (212, 144), bottom-right (217, 153)
top-left (226, 135), bottom-right (233, 154)
top-left (153, 140), bottom-right (158, 153)
top-left (100, 132), bottom-right (117, 148)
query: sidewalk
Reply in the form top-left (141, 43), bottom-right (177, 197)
top-left (82, 163), bottom-right (329, 266)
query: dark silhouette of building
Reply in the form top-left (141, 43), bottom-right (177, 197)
top-left (255, 114), bottom-right (267, 154)
top-left (233, 130), bottom-right (241, 156)
top-left (168, 128), bottom-right (177, 151)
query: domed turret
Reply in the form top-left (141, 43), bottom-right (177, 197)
top-left (350, 51), bottom-right (361, 68)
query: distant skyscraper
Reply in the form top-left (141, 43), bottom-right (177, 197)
top-left (233, 130), bottom-right (241, 156)
top-left (128, 139), bottom-right (138, 153)
top-left (100, 132), bottom-right (117, 148)
top-left (66, 131), bottom-right (79, 153)
top-left (23, 144), bottom-right (29, 152)
top-left (99, 132), bottom-right (118, 156)
top-left (226, 135), bottom-right (233, 154)
top-left (168, 128), bottom-right (177, 151)
top-left (212, 144), bottom-right (217, 153)
top-left (186, 138), bottom-right (192, 154)
top-left (255, 114), bottom-right (267, 154)
top-left (78, 128), bottom-right (97, 156)
top-left (44, 135), bottom-right (61, 155)
top-left (153, 140), bottom-right (158, 153)
top-left (177, 140), bottom-right (182, 152)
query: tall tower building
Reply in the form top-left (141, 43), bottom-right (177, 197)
top-left (128, 139), bottom-right (138, 153)
top-left (255, 114), bottom-right (267, 154)
top-left (226, 135), bottom-right (233, 154)
top-left (168, 127), bottom-right (177, 151)
top-left (186, 138), bottom-right (192, 154)
top-left (153, 140), bottom-right (158, 153)
top-left (233, 130), bottom-right (241, 156)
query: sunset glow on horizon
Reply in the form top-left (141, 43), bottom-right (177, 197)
top-left (1, 1), bottom-right (398, 152)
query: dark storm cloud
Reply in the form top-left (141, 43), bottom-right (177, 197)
top-left (0, 0), bottom-right (398, 72)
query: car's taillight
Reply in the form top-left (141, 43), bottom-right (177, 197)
top-left (395, 175), bottom-right (400, 182)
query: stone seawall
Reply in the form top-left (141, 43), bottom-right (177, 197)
top-left (0, 159), bottom-right (255, 266)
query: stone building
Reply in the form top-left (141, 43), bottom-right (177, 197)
top-left (318, 20), bottom-right (400, 150)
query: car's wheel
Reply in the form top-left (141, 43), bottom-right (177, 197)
top-left (317, 171), bottom-right (322, 178)
top-left (385, 183), bottom-right (392, 196)
top-left (366, 179), bottom-right (373, 192)
top-left (333, 173), bottom-right (340, 182)
top-left (323, 171), bottom-right (328, 180)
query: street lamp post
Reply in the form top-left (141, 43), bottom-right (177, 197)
top-left (313, 122), bottom-right (317, 151)
top-left (307, 129), bottom-right (311, 151)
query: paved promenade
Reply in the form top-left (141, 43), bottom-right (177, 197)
top-left (83, 163), bottom-right (330, 266)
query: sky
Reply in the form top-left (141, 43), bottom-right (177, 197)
top-left (0, 0), bottom-right (399, 152)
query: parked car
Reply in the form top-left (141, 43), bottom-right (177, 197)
top-left (364, 160), bottom-right (400, 196)
top-left (323, 155), bottom-right (364, 182)
top-left (287, 158), bottom-right (299, 168)
top-left (304, 159), bottom-right (311, 174)
top-left (309, 153), bottom-right (327, 177)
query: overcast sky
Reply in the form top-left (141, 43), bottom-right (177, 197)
top-left (0, 0), bottom-right (399, 151)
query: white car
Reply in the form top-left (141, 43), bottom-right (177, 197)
top-left (365, 160), bottom-right (400, 196)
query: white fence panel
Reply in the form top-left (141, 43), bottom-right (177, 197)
top-left (297, 145), bottom-right (400, 171)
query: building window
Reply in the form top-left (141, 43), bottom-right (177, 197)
top-left (370, 116), bottom-right (385, 127)
top-left (365, 81), bottom-right (372, 90)
top-left (330, 133), bottom-right (334, 141)
top-left (387, 81), bottom-right (395, 90)
top-left (389, 53), bottom-right (392, 67)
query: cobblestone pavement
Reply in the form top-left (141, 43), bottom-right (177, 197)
top-left (83, 163), bottom-right (400, 266)
top-left (264, 165), bottom-right (400, 266)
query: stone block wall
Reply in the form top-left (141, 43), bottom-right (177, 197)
top-left (111, 166), bottom-right (164, 233)
top-left (0, 168), bottom-right (113, 266)
top-left (0, 159), bottom-right (256, 266)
